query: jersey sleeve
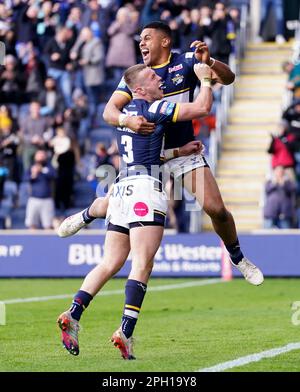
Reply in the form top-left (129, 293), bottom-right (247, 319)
top-left (147, 100), bottom-right (180, 124)
top-left (181, 51), bottom-right (200, 67)
top-left (114, 77), bottom-right (133, 100)
top-left (180, 52), bottom-right (200, 88)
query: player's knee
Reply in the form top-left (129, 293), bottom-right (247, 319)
top-left (207, 205), bottom-right (229, 223)
top-left (102, 260), bottom-right (123, 275)
top-left (131, 260), bottom-right (153, 277)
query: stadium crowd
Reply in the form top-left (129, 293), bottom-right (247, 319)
top-left (2, 0), bottom-right (298, 231)
top-left (0, 0), bottom-right (241, 230)
top-left (263, 56), bottom-right (300, 229)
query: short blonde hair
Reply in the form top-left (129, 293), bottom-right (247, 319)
top-left (124, 64), bottom-right (147, 91)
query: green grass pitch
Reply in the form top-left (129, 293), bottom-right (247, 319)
top-left (0, 278), bottom-right (300, 372)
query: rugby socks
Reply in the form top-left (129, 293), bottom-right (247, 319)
top-left (121, 279), bottom-right (147, 339)
top-left (82, 207), bottom-right (96, 224)
top-left (70, 290), bottom-right (93, 321)
top-left (225, 239), bottom-right (244, 265)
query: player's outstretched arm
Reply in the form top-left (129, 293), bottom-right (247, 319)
top-left (176, 64), bottom-right (213, 121)
top-left (190, 40), bottom-right (235, 85)
top-left (103, 92), bottom-right (155, 134)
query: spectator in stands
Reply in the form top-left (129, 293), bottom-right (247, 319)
top-left (44, 27), bottom-right (74, 107)
top-left (0, 54), bottom-right (26, 104)
top-left (140, 0), bottom-right (166, 27)
top-left (94, 142), bottom-right (111, 168)
top-left (49, 127), bottom-right (75, 212)
top-left (1, 28), bottom-right (17, 58)
top-left (206, 2), bottom-right (235, 64)
top-left (65, 6), bottom-right (83, 40)
top-left (159, 10), bottom-right (181, 51)
top-left (228, 6), bottom-right (240, 30)
top-left (198, 5), bottom-right (213, 43)
top-left (282, 103), bottom-right (300, 164)
top-left (283, 61), bottom-right (300, 100)
top-left (106, 7), bottom-right (138, 83)
top-left (0, 105), bottom-right (20, 183)
top-left (81, 0), bottom-right (112, 48)
top-left (36, 1), bottom-right (57, 49)
top-left (24, 149), bottom-right (56, 229)
top-left (178, 9), bottom-right (203, 53)
top-left (63, 91), bottom-right (89, 153)
top-left (282, 100), bottom-right (300, 194)
top-left (264, 166), bottom-right (296, 229)
top-left (107, 139), bottom-right (120, 174)
top-left (87, 142), bottom-right (111, 193)
top-left (267, 122), bottom-right (296, 179)
top-left (38, 77), bottom-right (65, 116)
top-left (259, 0), bottom-right (285, 44)
top-left (14, 3), bottom-right (38, 55)
top-left (19, 101), bottom-right (52, 171)
top-left (25, 49), bottom-right (47, 101)
top-left (71, 27), bottom-right (105, 125)
top-left (0, 160), bottom-right (9, 203)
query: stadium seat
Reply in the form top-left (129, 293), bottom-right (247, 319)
top-left (95, 103), bottom-right (114, 128)
top-left (10, 208), bottom-right (26, 229)
top-left (72, 180), bottom-right (95, 208)
top-left (88, 127), bottom-right (114, 152)
top-left (4, 180), bottom-right (18, 199)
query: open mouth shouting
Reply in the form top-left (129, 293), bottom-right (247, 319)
top-left (141, 48), bottom-right (150, 64)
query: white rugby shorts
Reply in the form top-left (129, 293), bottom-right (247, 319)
top-left (106, 175), bottom-right (167, 230)
top-left (165, 152), bottom-right (208, 180)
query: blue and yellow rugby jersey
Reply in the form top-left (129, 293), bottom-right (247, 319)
top-left (116, 98), bottom-right (178, 172)
top-left (115, 52), bottom-right (199, 149)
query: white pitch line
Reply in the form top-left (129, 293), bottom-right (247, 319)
top-left (197, 342), bottom-right (300, 372)
top-left (2, 278), bottom-right (223, 305)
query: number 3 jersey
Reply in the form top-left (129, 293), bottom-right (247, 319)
top-left (116, 98), bottom-right (179, 172)
top-left (115, 51), bottom-right (199, 149)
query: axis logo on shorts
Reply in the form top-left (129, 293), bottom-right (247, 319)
top-left (133, 202), bottom-right (149, 217)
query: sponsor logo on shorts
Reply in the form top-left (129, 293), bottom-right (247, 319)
top-left (133, 202), bottom-right (149, 217)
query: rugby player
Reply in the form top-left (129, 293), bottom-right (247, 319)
top-left (57, 62), bottom-right (214, 359)
top-left (58, 22), bottom-right (263, 287)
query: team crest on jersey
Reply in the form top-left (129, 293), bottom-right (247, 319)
top-left (160, 101), bottom-right (175, 115)
top-left (168, 64), bottom-right (183, 73)
top-left (172, 73), bottom-right (184, 86)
